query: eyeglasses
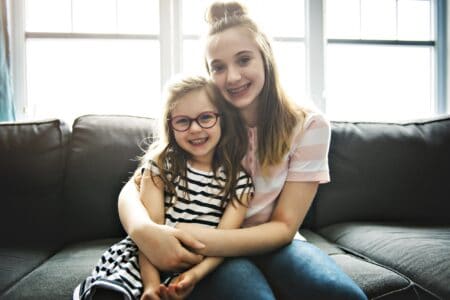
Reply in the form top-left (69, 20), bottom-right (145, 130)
top-left (169, 111), bottom-right (221, 132)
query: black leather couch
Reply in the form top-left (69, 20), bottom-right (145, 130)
top-left (1, 114), bottom-right (449, 300)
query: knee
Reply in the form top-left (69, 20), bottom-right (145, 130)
top-left (317, 275), bottom-right (367, 300)
top-left (190, 258), bottom-right (276, 300)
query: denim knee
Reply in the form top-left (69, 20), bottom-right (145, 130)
top-left (188, 257), bottom-right (276, 300)
top-left (253, 240), bottom-right (367, 300)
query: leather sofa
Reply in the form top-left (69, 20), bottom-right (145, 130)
top-left (1, 114), bottom-right (449, 300)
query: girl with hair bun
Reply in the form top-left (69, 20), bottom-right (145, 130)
top-left (119, 1), bottom-right (367, 299)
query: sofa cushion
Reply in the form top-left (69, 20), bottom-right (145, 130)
top-left (319, 222), bottom-right (450, 299)
top-left (63, 115), bottom-right (157, 243)
top-left (0, 245), bottom-right (57, 295)
top-left (1, 239), bottom-right (118, 300)
top-left (301, 229), bottom-right (416, 299)
top-left (0, 119), bottom-right (69, 244)
top-left (311, 116), bottom-right (450, 228)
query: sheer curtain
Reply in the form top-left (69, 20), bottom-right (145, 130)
top-left (0, 0), bottom-right (15, 122)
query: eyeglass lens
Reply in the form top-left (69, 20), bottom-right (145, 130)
top-left (171, 112), bottom-right (219, 131)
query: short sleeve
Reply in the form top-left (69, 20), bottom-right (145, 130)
top-left (286, 112), bottom-right (331, 183)
top-left (234, 171), bottom-right (254, 199)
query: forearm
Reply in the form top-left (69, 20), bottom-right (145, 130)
top-left (188, 182), bottom-right (318, 257)
top-left (186, 257), bottom-right (224, 283)
top-left (182, 221), bottom-right (293, 257)
top-left (139, 251), bottom-right (161, 289)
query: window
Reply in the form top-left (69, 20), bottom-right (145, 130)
top-left (9, 0), bottom-right (447, 125)
top-left (17, 0), bottom-right (161, 124)
top-left (326, 0), bottom-right (440, 121)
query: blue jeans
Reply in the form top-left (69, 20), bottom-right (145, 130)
top-left (189, 240), bottom-right (367, 300)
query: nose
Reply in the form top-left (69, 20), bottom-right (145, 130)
top-left (227, 66), bottom-right (241, 84)
top-left (189, 120), bottom-right (203, 132)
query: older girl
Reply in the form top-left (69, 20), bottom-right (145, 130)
top-left (120, 2), bottom-right (367, 299)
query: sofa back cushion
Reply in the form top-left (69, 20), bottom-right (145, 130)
top-left (312, 116), bottom-right (450, 228)
top-left (63, 115), bottom-right (156, 242)
top-left (0, 119), bottom-right (69, 245)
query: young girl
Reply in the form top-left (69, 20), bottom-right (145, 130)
top-left (120, 2), bottom-right (367, 299)
top-left (74, 75), bottom-right (253, 300)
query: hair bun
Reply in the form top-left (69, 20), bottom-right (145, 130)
top-left (205, 1), bottom-right (248, 24)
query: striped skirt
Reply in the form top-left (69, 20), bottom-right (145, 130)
top-left (73, 237), bottom-right (143, 300)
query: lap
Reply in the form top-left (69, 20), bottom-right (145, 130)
top-left (252, 240), bottom-right (367, 300)
top-left (188, 257), bottom-right (275, 300)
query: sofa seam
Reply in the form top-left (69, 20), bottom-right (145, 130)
top-left (336, 245), bottom-right (444, 300)
top-left (371, 282), bottom-right (417, 300)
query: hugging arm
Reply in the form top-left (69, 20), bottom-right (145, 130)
top-left (118, 173), bottom-right (204, 272)
top-left (160, 193), bottom-right (251, 299)
top-left (180, 181), bottom-right (319, 257)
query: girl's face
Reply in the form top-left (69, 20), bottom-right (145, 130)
top-left (206, 27), bottom-right (265, 120)
top-left (170, 89), bottom-right (221, 169)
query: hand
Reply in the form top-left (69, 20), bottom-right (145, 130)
top-left (134, 172), bottom-right (143, 190)
top-left (133, 224), bottom-right (205, 272)
top-left (141, 287), bottom-right (161, 300)
top-left (159, 272), bottom-right (197, 300)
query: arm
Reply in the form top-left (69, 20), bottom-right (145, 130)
top-left (118, 175), bottom-right (204, 272)
top-left (179, 181), bottom-right (318, 257)
top-left (138, 170), bottom-right (165, 296)
top-left (161, 194), bottom-right (250, 299)
top-left (139, 251), bottom-right (162, 299)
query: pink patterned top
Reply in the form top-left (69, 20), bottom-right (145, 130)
top-left (242, 111), bottom-right (331, 228)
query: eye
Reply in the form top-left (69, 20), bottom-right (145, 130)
top-left (174, 117), bottom-right (189, 126)
top-left (210, 64), bottom-right (225, 73)
top-left (198, 112), bottom-right (215, 123)
top-left (238, 56), bottom-right (251, 66)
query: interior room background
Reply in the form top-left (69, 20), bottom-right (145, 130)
top-left (1, 0), bottom-right (449, 125)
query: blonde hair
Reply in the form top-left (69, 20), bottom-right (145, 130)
top-left (205, 1), bottom-right (306, 172)
top-left (142, 75), bottom-right (251, 207)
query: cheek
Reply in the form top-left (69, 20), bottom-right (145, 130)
top-left (211, 74), bottom-right (225, 88)
top-left (173, 132), bottom-right (185, 146)
top-left (209, 124), bottom-right (222, 142)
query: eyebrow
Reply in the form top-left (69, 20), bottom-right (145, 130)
top-left (209, 50), bottom-right (254, 65)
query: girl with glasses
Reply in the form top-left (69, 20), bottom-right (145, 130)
top-left (74, 75), bottom-right (253, 300)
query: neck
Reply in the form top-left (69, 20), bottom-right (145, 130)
top-left (189, 159), bottom-right (213, 172)
top-left (241, 101), bottom-right (258, 128)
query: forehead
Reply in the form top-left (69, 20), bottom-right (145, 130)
top-left (206, 27), bottom-right (259, 62)
top-left (171, 88), bottom-right (216, 116)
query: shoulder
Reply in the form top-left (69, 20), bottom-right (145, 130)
top-left (291, 107), bottom-right (331, 148)
top-left (235, 169), bottom-right (254, 195)
top-left (237, 169), bottom-right (253, 182)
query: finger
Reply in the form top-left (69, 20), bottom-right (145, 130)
top-left (168, 284), bottom-right (180, 299)
top-left (159, 285), bottom-right (169, 300)
top-left (179, 248), bottom-right (204, 266)
top-left (175, 231), bottom-right (205, 251)
top-left (176, 275), bottom-right (191, 290)
top-left (134, 173), bottom-right (142, 188)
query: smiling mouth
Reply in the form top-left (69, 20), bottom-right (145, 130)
top-left (189, 137), bottom-right (208, 145)
top-left (227, 83), bottom-right (251, 96)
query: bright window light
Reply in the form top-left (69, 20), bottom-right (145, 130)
top-left (326, 44), bottom-right (433, 121)
top-left (27, 39), bottom-right (160, 125)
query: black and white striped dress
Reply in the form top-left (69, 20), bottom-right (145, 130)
top-left (74, 160), bottom-right (253, 300)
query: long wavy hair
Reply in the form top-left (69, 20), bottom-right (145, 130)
top-left (142, 75), bottom-right (251, 208)
top-left (204, 1), bottom-right (306, 172)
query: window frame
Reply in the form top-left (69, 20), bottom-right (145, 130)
top-left (8, 0), bottom-right (448, 120)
